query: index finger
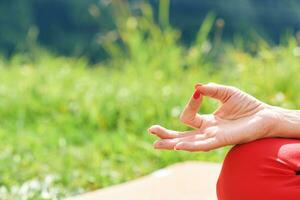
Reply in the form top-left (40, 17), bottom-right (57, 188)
top-left (180, 86), bottom-right (204, 128)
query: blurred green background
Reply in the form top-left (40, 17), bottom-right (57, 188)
top-left (0, 0), bottom-right (300, 199)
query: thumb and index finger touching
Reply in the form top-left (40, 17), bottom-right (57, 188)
top-left (148, 83), bottom-right (235, 138)
top-left (180, 83), bottom-right (235, 127)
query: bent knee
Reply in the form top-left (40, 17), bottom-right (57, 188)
top-left (217, 138), bottom-right (300, 200)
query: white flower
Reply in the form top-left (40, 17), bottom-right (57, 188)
top-left (171, 106), bottom-right (181, 118)
top-left (126, 17), bottom-right (138, 29)
top-left (293, 47), bottom-right (300, 57)
top-left (273, 92), bottom-right (285, 103)
top-left (162, 86), bottom-right (171, 97)
top-left (202, 41), bottom-right (212, 53)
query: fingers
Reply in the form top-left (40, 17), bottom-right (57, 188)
top-left (150, 125), bottom-right (224, 151)
top-left (197, 83), bottom-right (238, 103)
top-left (148, 125), bottom-right (199, 139)
top-left (179, 87), bottom-right (204, 128)
top-left (174, 137), bottom-right (221, 152)
top-left (153, 134), bottom-right (207, 150)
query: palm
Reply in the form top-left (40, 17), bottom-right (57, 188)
top-left (148, 83), bottom-right (274, 152)
top-left (212, 111), bottom-right (268, 146)
top-left (210, 88), bottom-right (267, 144)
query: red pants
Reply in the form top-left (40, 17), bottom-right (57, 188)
top-left (217, 138), bottom-right (300, 200)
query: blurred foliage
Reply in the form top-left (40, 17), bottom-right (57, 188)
top-left (1, 0), bottom-right (300, 199)
top-left (165, 0), bottom-right (300, 43)
top-left (0, 0), bottom-right (300, 61)
top-left (0, 0), bottom-right (113, 61)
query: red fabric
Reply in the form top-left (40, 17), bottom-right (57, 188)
top-left (217, 138), bottom-right (300, 200)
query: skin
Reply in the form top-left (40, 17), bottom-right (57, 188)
top-left (148, 83), bottom-right (300, 152)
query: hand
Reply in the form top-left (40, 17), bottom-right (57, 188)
top-left (148, 83), bottom-right (278, 152)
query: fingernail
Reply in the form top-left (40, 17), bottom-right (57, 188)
top-left (193, 88), bottom-right (201, 99)
top-left (154, 141), bottom-right (162, 148)
top-left (148, 128), bottom-right (155, 134)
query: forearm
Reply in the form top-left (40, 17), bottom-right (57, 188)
top-left (271, 106), bottom-right (300, 138)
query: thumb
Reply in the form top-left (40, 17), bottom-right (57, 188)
top-left (196, 83), bottom-right (237, 103)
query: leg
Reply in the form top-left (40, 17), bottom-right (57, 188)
top-left (217, 138), bottom-right (300, 200)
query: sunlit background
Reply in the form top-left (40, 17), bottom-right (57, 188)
top-left (0, 0), bottom-right (300, 199)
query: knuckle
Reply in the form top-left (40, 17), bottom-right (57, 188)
top-left (187, 102), bottom-right (197, 110)
top-left (204, 131), bottom-right (214, 138)
top-left (222, 86), bottom-right (240, 102)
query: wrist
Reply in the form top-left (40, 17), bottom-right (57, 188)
top-left (268, 106), bottom-right (300, 138)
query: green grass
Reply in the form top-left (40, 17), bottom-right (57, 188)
top-left (1, 2), bottom-right (300, 199)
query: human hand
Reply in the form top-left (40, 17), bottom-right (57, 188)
top-left (148, 83), bottom-right (278, 152)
